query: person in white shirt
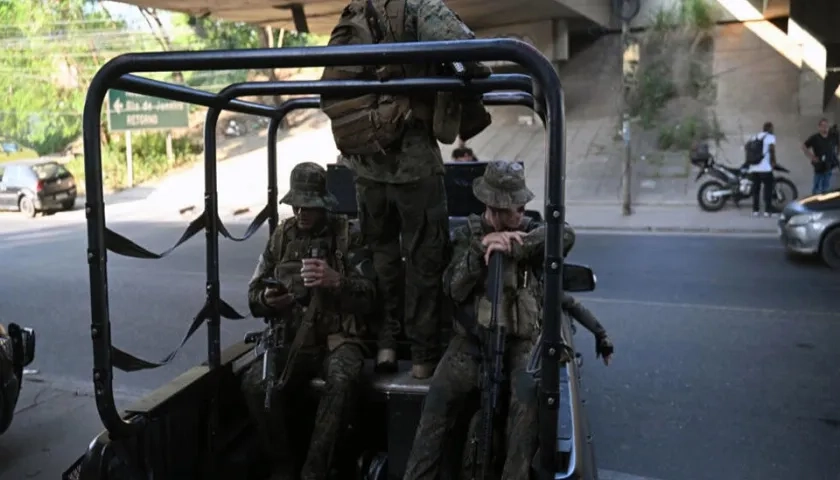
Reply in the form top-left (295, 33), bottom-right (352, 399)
top-left (748, 122), bottom-right (777, 216)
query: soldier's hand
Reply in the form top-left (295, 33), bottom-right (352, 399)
top-left (483, 241), bottom-right (509, 264)
top-left (596, 335), bottom-right (614, 366)
top-left (264, 289), bottom-right (294, 311)
top-left (481, 231), bottom-right (524, 250)
top-left (301, 259), bottom-right (341, 288)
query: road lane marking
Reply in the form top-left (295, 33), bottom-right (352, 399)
top-left (582, 296), bottom-right (840, 318)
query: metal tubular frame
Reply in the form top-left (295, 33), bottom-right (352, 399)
top-left (81, 39), bottom-right (566, 479)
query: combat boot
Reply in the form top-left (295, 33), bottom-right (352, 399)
top-left (459, 98), bottom-right (492, 142)
top-left (375, 348), bottom-right (397, 374)
top-left (411, 363), bottom-right (435, 379)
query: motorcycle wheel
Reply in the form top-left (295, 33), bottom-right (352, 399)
top-left (772, 178), bottom-right (798, 211)
top-left (697, 180), bottom-right (728, 212)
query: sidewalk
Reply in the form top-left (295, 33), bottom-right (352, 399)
top-left (565, 203), bottom-right (778, 234)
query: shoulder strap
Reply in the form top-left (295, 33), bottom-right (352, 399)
top-left (332, 215), bottom-right (350, 276)
top-left (273, 216), bottom-right (295, 259)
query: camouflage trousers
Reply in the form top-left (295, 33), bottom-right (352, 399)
top-left (403, 334), bottom-right (539, 480)
top-left (241, 342), bottom-right (365, 480)
top-left (355, 174), bottom-right (450, 365)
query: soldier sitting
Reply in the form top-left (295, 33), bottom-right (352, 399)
top-left (403, 161), bottom-right (613, 480)
top-left (242, 162), bottom-right (377, 480)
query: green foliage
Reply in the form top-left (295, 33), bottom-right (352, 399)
top-left (628, 63), bottom-right (677, 129)
top-left (628, 0), bottom-right (719, 143)
top-left (282, 31), bottom-right (328, 47)
top-left (649, 0), bottom-right (717, 32)
top-left (657, 115), bottom-right (724, 150)
top-left (66, 131), bottom-right (202, 193)
top-left (171, 15), bottom-right (261, 50)
top-left (0, 0), bottom-right (126, 156)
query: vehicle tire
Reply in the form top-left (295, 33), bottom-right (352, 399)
top-left (61, 198), bottom-right (75, 211)
top-left (771, 178), bottom-right (798, 212)
top-left (697, 181), bottom-right (728, 212)
top-left (18, 196), bottom-right (35, 218)
top-left (820, 227), bottom-right (840, 269)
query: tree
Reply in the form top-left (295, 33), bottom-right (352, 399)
top-left (0, 0), bottom-right (129, 155)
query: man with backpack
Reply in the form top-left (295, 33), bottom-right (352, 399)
top-left (744, 121), bottom-right (777, 216)
top-left (802, 118), bottom-right (839, 194)
top-left (319, 0), bottom-right (493, 379)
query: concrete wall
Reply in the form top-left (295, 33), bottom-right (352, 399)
top-left (474, 19), bottom-right (569, 65)
top-left (711, 22), bottom-right (818, 183)
top-left (629, 0), bottom-right (747, 28)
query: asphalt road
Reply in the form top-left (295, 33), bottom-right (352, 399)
top-left (1, 211), bottom-right (839, 480)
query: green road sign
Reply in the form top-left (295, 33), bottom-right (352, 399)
top-left (107, 89), bottom-right (189, 131)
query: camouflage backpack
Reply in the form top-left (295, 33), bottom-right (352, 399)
top-left (320, 0), bottom-right (417, 156)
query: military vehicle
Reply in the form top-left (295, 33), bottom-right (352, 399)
top-left (62, 38), bottom-right (599, 480)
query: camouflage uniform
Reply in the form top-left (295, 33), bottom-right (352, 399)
top-left (404, 162), bottom-right (542, 480)
top-left (242, 163), bottom-right (377, 480)
top-left (340, 0), bottom-right (492, 376)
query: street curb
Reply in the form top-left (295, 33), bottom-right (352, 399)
top-left (191, 202), bottom-right (779, 235)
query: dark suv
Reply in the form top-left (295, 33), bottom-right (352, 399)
top-left (0, 159), bottom-right (77, 217)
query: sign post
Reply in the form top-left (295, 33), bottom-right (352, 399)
top-left (106, 90), bottom-right (189, 187)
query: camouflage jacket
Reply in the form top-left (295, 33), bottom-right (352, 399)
top-left (444, 214), bottom-right (545, 340)
top-left (341, 0), bottom-right (478, 184)
top-left (247, 215), bottom-right (376, 346)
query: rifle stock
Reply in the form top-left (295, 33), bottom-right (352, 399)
top-left (476, 251), bottom-right (506, 480)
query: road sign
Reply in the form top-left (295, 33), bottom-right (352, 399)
top-left (107, 89), bottom-right (189, 131)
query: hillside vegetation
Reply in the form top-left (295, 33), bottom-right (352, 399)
top-left (0, 0), bottom-right (324, 192)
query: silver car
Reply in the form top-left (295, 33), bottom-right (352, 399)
top-left (778, 189), bottom-right (840, 268)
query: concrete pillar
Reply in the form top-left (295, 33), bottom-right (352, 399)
top-left (788, 19), bottom-right (827, 115)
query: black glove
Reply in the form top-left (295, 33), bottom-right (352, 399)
top-left (595, 335), bottom-right (613, 360)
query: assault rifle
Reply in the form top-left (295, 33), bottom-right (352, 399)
top-left (244, 317), bottom-right (285, 410)
top-left (475, 251), bottom-right (507, 480)
top-left (244, 278), bottom-right (288, 410)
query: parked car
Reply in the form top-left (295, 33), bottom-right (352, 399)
top-left (0, 159), bottom-right (77, 217)
top-left (778, 188), bottom-right (840, 268)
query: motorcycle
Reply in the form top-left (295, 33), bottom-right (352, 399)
top-left (690, 144), bottom-right (798, 212)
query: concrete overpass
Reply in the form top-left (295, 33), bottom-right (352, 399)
top-left (111, 0), bottom-right (615, 63)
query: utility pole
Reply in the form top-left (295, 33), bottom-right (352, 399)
top-left (620, 3), bottom-right (633, 216)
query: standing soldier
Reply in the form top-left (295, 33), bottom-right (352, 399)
top-left (242, 162), bottom-right (377, 480)
top-left (402, 161), bottom-right (613, 479)
top-left (320, 0), bottom-right (493, 378)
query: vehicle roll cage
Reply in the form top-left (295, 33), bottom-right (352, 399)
top-left (82, 39), bottom-right (567, 478)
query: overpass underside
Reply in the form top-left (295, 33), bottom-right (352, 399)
top-left (111, 0), bottom-right (613, 62)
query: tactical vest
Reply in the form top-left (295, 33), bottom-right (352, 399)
top-left (272, 215), bottom-right (364, 345)
top-left (466, 216), bottom-right (542, 342)
top-left (320, 0), bottom-right (434, 156)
